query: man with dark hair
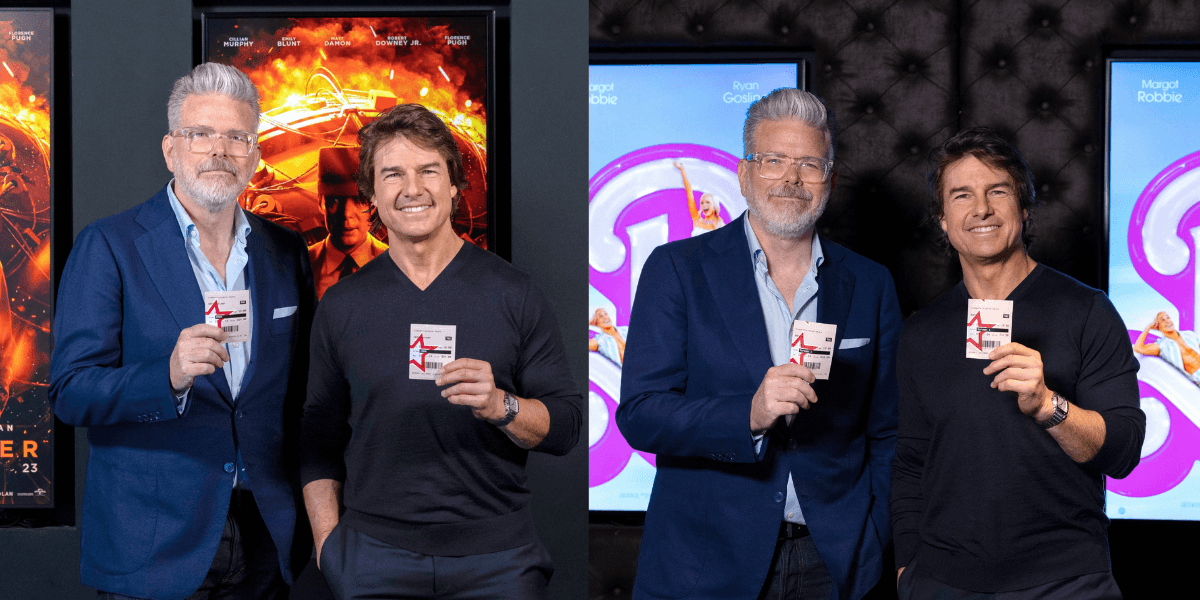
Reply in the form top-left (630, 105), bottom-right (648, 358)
top-left (50, 62), bottom-right (314, 600)
top-left (300, 103), bottom-right (581, 599)
top-left (308, 146), bottom-right (387, 299)
top-left (892, 127), bottom-right (1144, 598)
top-left (619, 88), bottom-right (901, 600)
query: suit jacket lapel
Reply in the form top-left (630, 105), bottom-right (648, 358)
top-left (240, 226), bottom-right (273, 398)
top-left (133, 186), bottom-right (234, 407)
top-left (815, 242), bottom-right (855, 355)
top-left (702, 215), bottom-right (773, 383)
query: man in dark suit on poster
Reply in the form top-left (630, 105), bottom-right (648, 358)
top-left (49, 62), bottom-right (314, 600)
top-left (307, 146), bottom-right (387, 300)
top-left (618, 88), bottom-right (901, 600)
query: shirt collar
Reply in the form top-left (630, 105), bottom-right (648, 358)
top-left (167, 179), bottom-right (252, 245)
top-left (743, 211), bottom-right (824, 275)
top-left (319, 235), bottom-right (378, 276)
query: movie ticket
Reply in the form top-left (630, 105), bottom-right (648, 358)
top-left (965, 299), bottom-right (1012, 359)
top-left (410, 324), bottom-right (456, 380)
top-left (203, 290), bottom-right (250, 343)
top-left (790, 320), bottom-right (837, 380)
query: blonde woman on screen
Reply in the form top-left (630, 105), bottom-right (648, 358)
top-left (674, 160), bottom-right (724, 236)
top-left (1135, 311), bottom-right (1200, 385)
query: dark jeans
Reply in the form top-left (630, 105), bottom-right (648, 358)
top-left (898, 557), bottom-right (1122, 600)
top-left (98, 490), bottom-right (286, 600)
top-left (756, 527), bottom-right (834, 600)
top-left (319, 521), bottom-right (553, 600)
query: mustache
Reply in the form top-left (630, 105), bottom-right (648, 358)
top-left (766, 183), bottom-right (813, 201)
top-left (197, 156), bottom-right (239, 175)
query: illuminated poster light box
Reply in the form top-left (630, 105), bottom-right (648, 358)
top-left (0, 8), bottom-right (54, 507)
top-left (589, 54), bottom-right (806, 512)
top-left (1107, 57), bottom-right (1200, 521)
top-left (204, 12), bottom-right (493, 299)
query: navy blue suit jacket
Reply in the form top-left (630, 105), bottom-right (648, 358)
top-left (49, 186), bottom-right (315, 600)
top-left (617, 214), bottom-right (901, 600)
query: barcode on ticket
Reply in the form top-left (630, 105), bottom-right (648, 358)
top-left (803, 362), bottom-right (821, 370)
top-left (222, 325), bottom-right (238, 333)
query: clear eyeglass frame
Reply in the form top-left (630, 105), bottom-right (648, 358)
top-left (172, 127), bottom-right (258, 157)
top-left (746, 152), bottom-right (833, 183)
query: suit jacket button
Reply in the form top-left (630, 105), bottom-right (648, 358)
top-left (788, 440), bottom-right (797, 450)
top-left (235, 410), bottom-right (244, 420)
top-left (774, 492), bottom-right (784, 502)
top-left (223, 462), bottom-right (235, 473)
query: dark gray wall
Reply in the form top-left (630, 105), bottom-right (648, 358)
top-left (0, 1), bottom-right (587, 598)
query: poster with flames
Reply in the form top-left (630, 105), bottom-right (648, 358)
top-left (204, 13), bottom-right (490, 297)
top-left (0, 9), bottom-right (54, 506)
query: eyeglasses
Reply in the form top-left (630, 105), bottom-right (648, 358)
top-left (745, 153), bottom-right (833, 183)
top-left (172, 127), bottom-right (258, 157)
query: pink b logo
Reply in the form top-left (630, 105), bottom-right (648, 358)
top-left (588, 144), bottom-right (741, 487)
top-left (1110, 150), bottom-right (1200, 498)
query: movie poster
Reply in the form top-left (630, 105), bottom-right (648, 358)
top-left (0, 9), bottom-right (53, 506)
top-left (205, 14), bottom-right (489, 299)
top-left (588, 63), bottom-right (798, 511)
top-left (1107, 60), bottom-right (1200, 520)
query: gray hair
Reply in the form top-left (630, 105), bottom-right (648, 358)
top-left (743, 88), bottom-right (837, 161)
top-left (167, 62), bottom-right (262, 132)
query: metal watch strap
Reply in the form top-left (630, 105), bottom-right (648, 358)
top-left (494, 391), bottom-right (519, 427)
top-left (1037, 393), bottom-right (1068, 429)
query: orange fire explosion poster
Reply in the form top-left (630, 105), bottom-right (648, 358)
top-left (205, 14), bottom-right (490, 299)
top-left (0, 9), bottom-right (53, 506)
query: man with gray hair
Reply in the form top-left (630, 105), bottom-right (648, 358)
top-left (617, 88), bottom-right (901, 599)
top-left (50, 62), bottom-right (314, 599)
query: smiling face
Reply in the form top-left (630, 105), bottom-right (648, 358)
top-left (370, 135), bottom-right (458, 244)
top-left (699, 194), bottom-right (717, 218)
top-left (162, 93), bottom-right (259, 213)
top-left (591, 308), bottom-right (613, 329)
top-left (737, 119), bottom-right (834, 239)
top-left (938, 154), bottom-right (1027, 265)
top-left (1157, 311), bottom-right (1176, 333)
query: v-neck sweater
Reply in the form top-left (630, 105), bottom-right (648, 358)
top-left (891, 264), bottom-right (1144, 591)
top-left (300, 242), bottom-right (582, 556)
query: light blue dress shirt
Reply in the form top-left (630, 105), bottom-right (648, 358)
top-left (167, 182), bottom-right (253, 486)
top-left (745, 214), bottom-right (824, 525)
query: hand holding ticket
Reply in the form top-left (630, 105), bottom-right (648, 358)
top-left (169, 324), bottom-right (229, 393)
top-left (749, 362), bottom-right (818, 433)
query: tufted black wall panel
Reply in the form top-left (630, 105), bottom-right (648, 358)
top-left (589, 1), bottom-right (1200, 598)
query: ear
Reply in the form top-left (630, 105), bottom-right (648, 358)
top-left (939, 213), bottom-right (948, 234)
top-left (829, 169), bottom-right (838, 193)
top-left (737, 159), bottom-right (750, 197)
top-left (162, 135), bottom-right (177, 175)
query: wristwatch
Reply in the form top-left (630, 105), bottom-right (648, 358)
top-left (1037, 392), bottom-right (1069, 429)
top-left (494, 391), bottom-right (520, 427)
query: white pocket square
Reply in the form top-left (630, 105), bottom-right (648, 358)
top-left (839, 337), bottom-right (870, 349)
top-left (273, 306), bottom-right (298, 319)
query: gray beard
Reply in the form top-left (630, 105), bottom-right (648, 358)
top-left (175, 156), bottom-right (250, 214)
top-left (746, 182), bottom-right (829, 239)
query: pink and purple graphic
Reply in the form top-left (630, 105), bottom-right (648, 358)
top-left (1112, 149), bottom-right (1200, 499)
top-left (588, 60), bottom-right (800, 511)
top-left (588, 144), bottom-right (743, 498)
